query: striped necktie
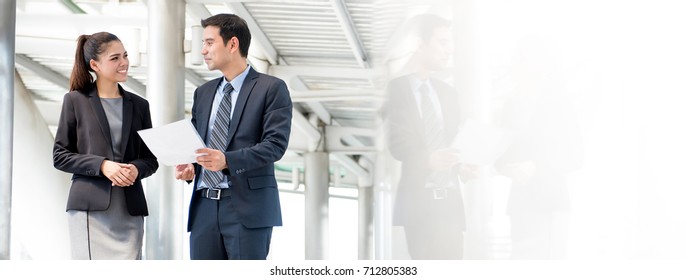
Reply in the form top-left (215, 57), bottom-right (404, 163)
top-left (419, 83), bottom-right (446, 149)
top-left (420, 83), bottom-right (457, 191)
top-left (202, 83), bottom-right (233, 189)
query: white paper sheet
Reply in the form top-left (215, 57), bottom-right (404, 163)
top-left (452, 119), bottom-right (511, 166)
top-left (137, 119), bottom-right (206, 166)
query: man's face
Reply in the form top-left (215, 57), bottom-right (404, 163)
top-left (422, 26), bottom-right (454, 70)
top-left (201, 25), bottom-right (232, 71)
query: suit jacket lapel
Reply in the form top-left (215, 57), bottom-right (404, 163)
top-left (226, 68), bottom-right (258, 147)
top-left (87, 87), bottom-right (114, 159)
top-left (119, 85), bottom-right (133, 155)
top-left (432, 78), bottom-right (459, 140)
top-left (400, 77), bottom-right (423, 130)
top-left (198, 78), bottom-right (223, 143)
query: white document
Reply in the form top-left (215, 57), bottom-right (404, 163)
top-left (452, 119), bottom-right (511, 166)
top-left (137, 119), bottom-right (206, 166)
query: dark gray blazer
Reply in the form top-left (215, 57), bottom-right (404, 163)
top-left (188, 67), bottom-right (292, 230)
top-left (53, 85), bottom-right (158, 216)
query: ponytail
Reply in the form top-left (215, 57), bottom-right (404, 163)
top-left (69, 35), bottom-right (93, 91)
top-left (68, 32), bottom-right (121, 92)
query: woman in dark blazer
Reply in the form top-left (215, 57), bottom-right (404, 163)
top-left (52, 32), bottom-right (158, 259)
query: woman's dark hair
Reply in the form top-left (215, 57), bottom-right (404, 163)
top-left (201, 14), bottom-right (251, 58)
top-left (69, 32), bottom-right (120, 91)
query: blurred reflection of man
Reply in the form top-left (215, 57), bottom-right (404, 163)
top-left (495, 43), bottom-right (583, 259)
top-left (385, 14), bottom-right (475, 260)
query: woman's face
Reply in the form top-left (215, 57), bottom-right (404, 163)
top-left (90, 40), bottom-right (129, 83)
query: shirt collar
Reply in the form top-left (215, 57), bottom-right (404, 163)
top-left (223, 65), bottom-right (251, 93)
top-left (409, 75), bottom-right (434, 94)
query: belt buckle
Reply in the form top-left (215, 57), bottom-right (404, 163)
top-left (433, 188), bottom-right (447, 200)
top-left (206, 189), bottom-right (221, 200)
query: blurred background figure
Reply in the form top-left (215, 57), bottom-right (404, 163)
top-left (384, 13), bottom-right (475, 260)
top-left (493, 37), bottom-right (584, 259)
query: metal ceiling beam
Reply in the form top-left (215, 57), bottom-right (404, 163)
top-left (269, 65), bottom-right (384, 80)
top-left (283, 63), bottom-right (333, 125)
top-left (15, 36), bottom-right (73, 57)
top-left (331, 0), bottom-right (369, 68)
top-left (334, 119), bottom-right (371, 150)
top-left (287, 76), bottom-right (346, 191)
top-left (186, 2), bottom-right (212, 21)
top-left (272, 58), bottom-right (325, 148)
top-left (58, 0), bottom-right (85, 14)
top-left (293, 95), bottom-right (383, 103)
top-left (305, 101), bottom-right (332, 124)
top-left (291, 109), bottom-right (321, 143)
top-left (292, 96), bottom-right (368, 190)
top-left (225, 1), bottom-right (279, 65)
top-left (333, 154), bottom-right (369, 180)
top-left (184, 68), bottom-right (207, 87)
top-left (290, 89), bottom-right (384, 102)
top-left (283, 63), bottom-right (372, 181)
top-left (16, 13), bottom-right (147, 29)
top-left (325, 126), bottom-right (376, 154)
top-left (15, 54), bottom-right (69, 90)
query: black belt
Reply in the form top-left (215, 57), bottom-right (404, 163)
top-left (428, 187), bottom-right (459, 200)
top-left (432, 188), bottom-right (448, 200)
top-left (198, 188), bottom-right (231, 200)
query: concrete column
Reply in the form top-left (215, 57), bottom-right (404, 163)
top-left (0, 0), bottom-right (16, 260)
top-left (304, 152), bottom-right (329, 259)
top-left (373, 151), bottom-right (394, 260)
top-left (145, 0), bottom-right (186, 260)
top-left (357, 159), bottom-right (374, 260)
top-left (357, 183), bottom-right (373, 260)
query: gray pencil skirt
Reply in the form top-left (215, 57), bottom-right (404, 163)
top-left (67, 186), bottom-right (144, 260)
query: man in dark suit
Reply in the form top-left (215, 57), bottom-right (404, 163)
top-left (385, 14), bottom-right (474, 260)
top-left (175, 13), bottom-right (292, 260)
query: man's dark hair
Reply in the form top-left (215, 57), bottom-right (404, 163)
top-left (411, 13), bottom-right (451, 42)
top-left (201, 13), bottom-right (251, 58)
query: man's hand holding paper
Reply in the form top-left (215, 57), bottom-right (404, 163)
top-left (137, 119), bottom-right (206, 166)
top-left (429, 148), bottom-right (460, 172)
top-left (452, 119), bottom-right (511, 166)
top-left (195, 147), bottom-right (228, 172)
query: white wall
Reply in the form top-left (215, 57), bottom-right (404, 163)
top-left (11, 71), bottom-right (71, 259)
